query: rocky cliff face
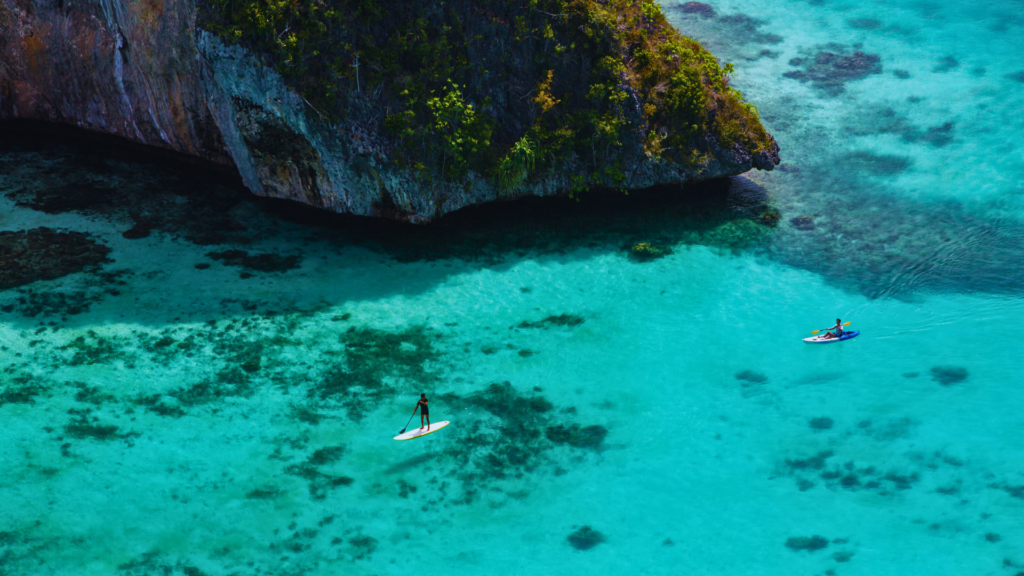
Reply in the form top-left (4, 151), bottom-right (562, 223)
top-left (0, 0), bottom-right (780, 222)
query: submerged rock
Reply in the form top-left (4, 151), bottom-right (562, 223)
top-left (0, 0), bottom-right (779, 222)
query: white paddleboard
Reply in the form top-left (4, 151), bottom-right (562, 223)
top-left (394, 421), bottom-right (450, 441)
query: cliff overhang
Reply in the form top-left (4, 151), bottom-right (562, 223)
top-left (0, 0), bottom-right (780, 222)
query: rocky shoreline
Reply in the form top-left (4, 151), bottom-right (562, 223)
top-left (1, 0), bottom-right (779, 222)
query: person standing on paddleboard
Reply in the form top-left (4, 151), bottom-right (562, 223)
top-left (411, 393), bottom-right (430, 431)
top-left (822, 318), bottom-right (844, 339)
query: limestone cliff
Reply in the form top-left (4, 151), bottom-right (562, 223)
top-left (0, 0), bottom-right (780, 222)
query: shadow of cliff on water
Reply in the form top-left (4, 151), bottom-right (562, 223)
top-left (0, 120), bottom-right (778, 329)
top-left (268, 175), bottom-right (776, 262)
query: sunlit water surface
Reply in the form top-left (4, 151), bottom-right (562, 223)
top-left (1, 0), bottom-right (1023, 573)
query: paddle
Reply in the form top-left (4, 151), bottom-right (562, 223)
top-left (811, 321), bottom-right (850, 335)
top-left (399, 409), bottom-right (417, 435)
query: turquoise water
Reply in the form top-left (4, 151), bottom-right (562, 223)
top-left (2, 0), bottom-right (1024, 573)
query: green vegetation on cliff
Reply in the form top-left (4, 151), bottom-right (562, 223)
top-left (197, 0), bottom-right (774, 190)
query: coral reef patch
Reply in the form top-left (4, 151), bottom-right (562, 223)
top-left (516, 314), bottom-right (586, 330)
top-left (0, 228), bottom-right (111, 290)
top-left (206, 250), bottom-right (302, 273)
top-left (932, 56), bottom-right (960, 73)
top-left (674, 1), bottom-right (716, 17)
top-left (438, 381), bottom-right (609, 498)
top-left (848, 18), bottom-right (883, 29)
top-left (735, 370), bottom-right (768, 385)
top-left (809, 417), bottom-right (834, 430)
top-left (785, 535), bottom-right (829, 552)
top-left (930, 366), bottom-right (968, 385)
top-left (567, 526), bottom-right (606, 550)
top-left (844, 105), bottom-right (955, 147)
top-left (784, 44), bottom-right (883, 96)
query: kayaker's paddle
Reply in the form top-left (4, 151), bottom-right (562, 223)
top-left (811, 321), bottom-right (850, 335)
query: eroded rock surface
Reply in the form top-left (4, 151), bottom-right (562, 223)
top-left (0, 0), bottom-right (780, 222)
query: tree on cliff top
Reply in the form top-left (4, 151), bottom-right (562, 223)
top-left (198, 0), bottom-right (775, 191)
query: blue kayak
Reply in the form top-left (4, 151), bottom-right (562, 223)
top-left (803, 330), bottom-right (860, 344)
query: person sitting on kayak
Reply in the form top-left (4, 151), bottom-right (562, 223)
top-left (821, 318), bottom-right (844, 339)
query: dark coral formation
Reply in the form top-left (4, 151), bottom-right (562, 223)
top-left (0, 376), bottom-right (47, 406)
top-left (844, 106), bottom-right (955, 147)
top-left (790, 216), bottom-right (815, 231)
top-left (122, 223), bottom-right (152, 239)
top-left (627, 242), bottom-right (673, 262)
top-left (64, 414), bottom-right (124, 441)
top-left (735, 370), bottom-right (768, 385)
top-left (1, 130), bottom-right (252, 244)
top-left (776, 449), bottom-right (927, 496)
top-left (930, 366), bottom-right (968, 385)
top-left (13, 181), bottom-right (118, 214)
top-left (716, 14), bottom-right (784, 45)
top-left (989, 482), bottom-right (1024, 500)
top-left (1, 268), bottom-right (128, 319)
top-left (439, 381), bottom-right (609, 498)
top-left (546, 424), bottom-right (609, 449)
top-left (932, 55), bottom-right (959, 73)
top-left (809, 417), bottom-right (834, 430)
top-left (674, 1), bottom-right (716, 17)
top-left (844, 151), bottom-right (913, 175)
top-left (0, 228), bottom-right (111, 290)
top-left (784, 45), bottom-right (882, 96)
top-left (848, 18), bottom-right (882, 29)
top-left (567, 526), bottom-right (606, 550)
top-left (207, 250), bottom-right (302, 273)
top-left (516, 314), bottom-right (586, 329)
top-left (311, 326), bottom-right (438, 421)
top-left (785, 535), bottom-right (829, 552)
top-left (285, 460), bottom-right (355, 500)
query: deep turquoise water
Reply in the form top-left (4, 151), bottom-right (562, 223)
top-left (2, 0), bottom-right (1024, 573)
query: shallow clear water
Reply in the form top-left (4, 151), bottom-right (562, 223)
top-left (2, 0), bottom-right (1024, 573)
